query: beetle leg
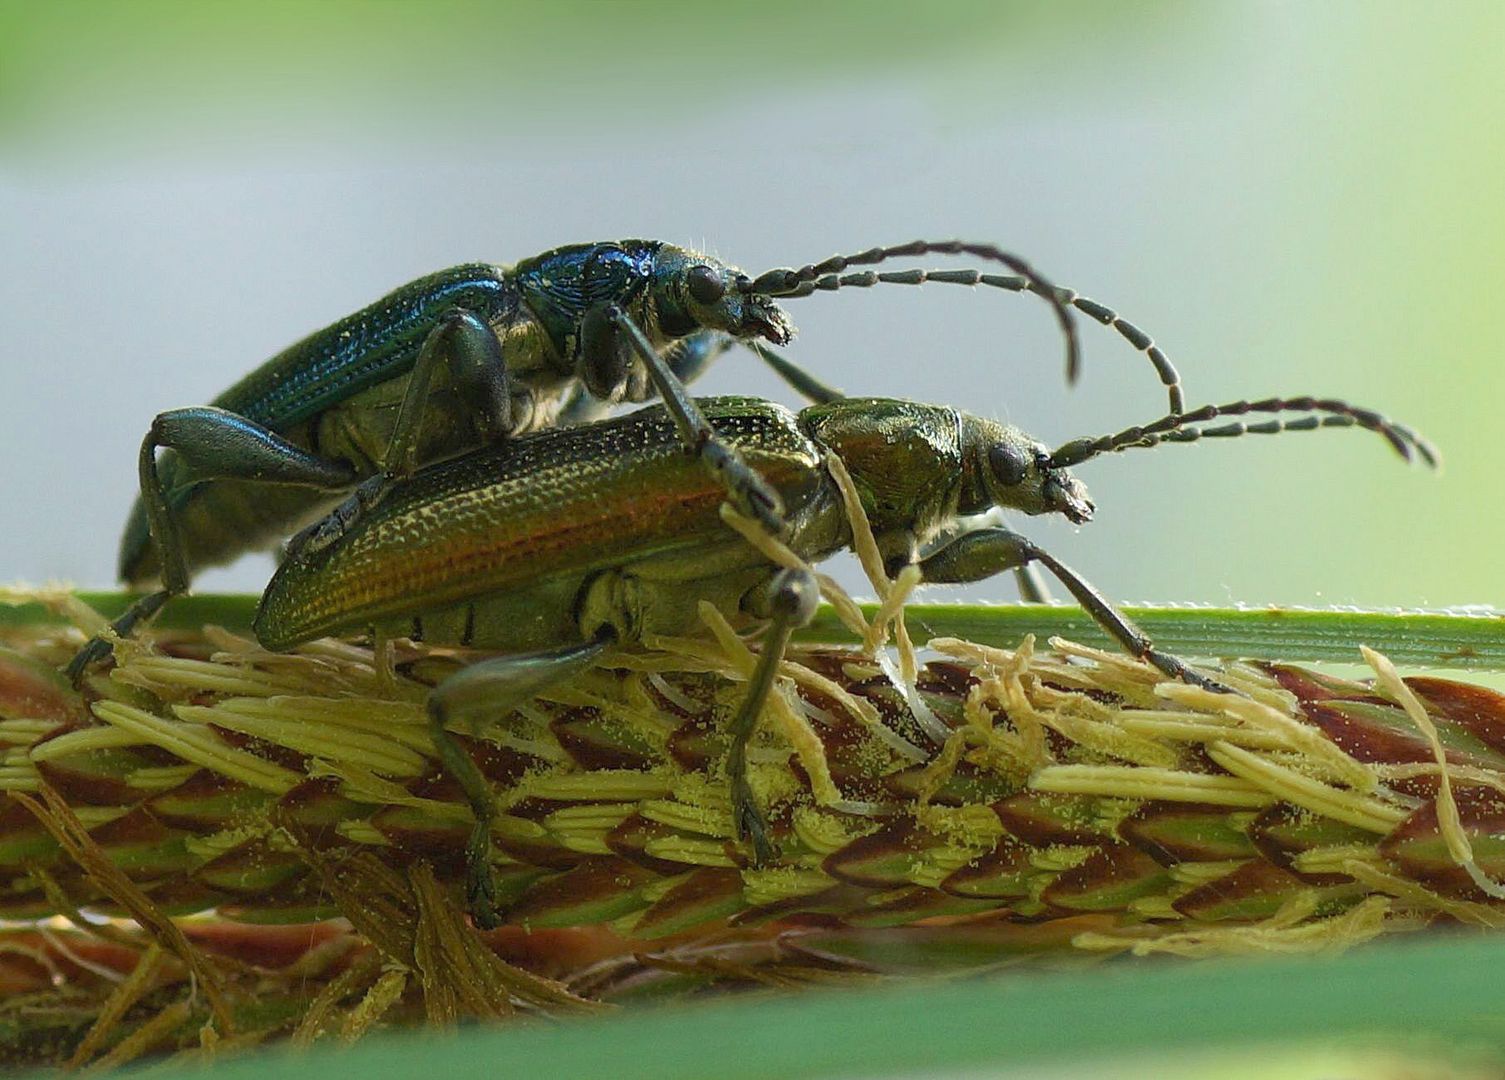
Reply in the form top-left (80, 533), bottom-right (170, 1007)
top-left (63, 589), bottom-right (177, 684)
top-left (746, 342), bottom-right (846, 406)
top-left (730, 566), bottom-right (821, 864)
top-left (1014, 563), bottom-right (1054, 603)
top-left (918, 512), bottom-right (1055, 604)
top-left (66, 407), bottom-right (358, 683)
top-left (588, 330), bottom-right (742, 414)
top-left (576, 303), bottom-right (635, 400)
top-left (606, 305), bottom-right (785, 536)
top-left (383, 309), bottom-right (512, 482)
top-left (138, 408), bottom-right (360, 591)
top-left (664, 330), bottom-right (738, 391)
top-left (281, 472), bottom-right (389, 560)
top-left (427, 629), bottom-right (615, 929)
top-left (916, 526), bottom-right (1228, 693)
top-left (295, 311), bottom-right (509, 561)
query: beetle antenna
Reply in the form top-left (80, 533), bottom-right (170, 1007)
top-left (1050, 396), bottom-right (1440, 470)
top-left (747, 240), bottom-right (1081, 393)
top-left (757, 258), bottom-right (1184, 414)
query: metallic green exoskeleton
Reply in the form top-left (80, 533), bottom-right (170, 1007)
top-left (253, 391), bottom-right (1436, 927)
top-left (70, 235), bottom-right (1189, 680)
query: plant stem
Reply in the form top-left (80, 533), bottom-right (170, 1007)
top-left (5, 592), bottom-right (1501, 671)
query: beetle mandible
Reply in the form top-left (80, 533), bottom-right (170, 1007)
top-left (252, 389), bottom-right (1435, 926)
top-left (69, 238), bottom-right (1185, 679)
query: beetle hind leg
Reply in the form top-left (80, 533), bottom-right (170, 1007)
top-left (67, 407), bottom-right (358, 684)
top-left (63, 590), bottom-right (173, 683)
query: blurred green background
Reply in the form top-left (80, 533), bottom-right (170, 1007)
top-left (2, 1), bottom-right (1500, 614)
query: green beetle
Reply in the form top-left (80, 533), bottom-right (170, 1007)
top-left (254, 391), bottom-right (1435, 926)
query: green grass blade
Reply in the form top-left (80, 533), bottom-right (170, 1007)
top-left (3, 593), bottom-right (1502, 670)
top-left (815, 602), bottom-right (1505, 671)
top-left (136, 934), bottom-right (1505, 1080)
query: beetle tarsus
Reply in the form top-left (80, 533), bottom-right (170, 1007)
top-left (64, 636), bottom-right (114, 685)
top-left (465, 821), bottom-right (505, 930)
top-left (287, 474), bottom-right (391, 560)
top-left (1141, 649), bottom-right (1232, 695)
top-left (66, 588), bottom-right (173, 686)
top-left (723, 567), bottom-right (821, 866)
top-left (732, 772), bottom-right (776, 866)
top-left (704, 439), bottom-right (786, 537)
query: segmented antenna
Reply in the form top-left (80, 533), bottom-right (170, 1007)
top-left (772, 267), bottom-right (1185, 415)
top-left (747, 240), bottom-right (1081, 393)
top-left (1049, 396), bottom-right (1440, 470)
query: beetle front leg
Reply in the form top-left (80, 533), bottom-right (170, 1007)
top-left (66, 408), bottom-right (358, 682)
top-left (746, 342), bottom-right (846, 405)
top-left (426, 629), bottom-right (615, 929)
top-left (729, 565), bottom-right (821, 863)
top-left (917, 526), bottom-right (1227, 693)
top-left (606, 305), bottom-right (785, 536)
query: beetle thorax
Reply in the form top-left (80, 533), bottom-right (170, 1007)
top-left (801, 398), bottom-right (969, 539)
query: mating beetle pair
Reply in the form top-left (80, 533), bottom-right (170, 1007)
top-left (69, 236), bottom-right (1436, 928)
top-left (76, 236), bottom-right (1182, 677)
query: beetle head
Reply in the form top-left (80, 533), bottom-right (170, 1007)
top-left (969, 419), bottom-right (1095, 525)
top-left (650, 246), bottom-right (794, 346)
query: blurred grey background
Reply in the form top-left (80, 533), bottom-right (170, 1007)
top-left (2, 2), bottom-right (1499, 613)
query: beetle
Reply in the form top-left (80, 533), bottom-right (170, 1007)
top-left (68, 237), bottom-right (1185, 679)
top-left (251, 387), bottom-right (1435, 927)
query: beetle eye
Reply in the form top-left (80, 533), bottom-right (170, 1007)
top-left (686, 265), bottom-right (726, 305)
top-left (988, 443), bottom-right (1030, 487)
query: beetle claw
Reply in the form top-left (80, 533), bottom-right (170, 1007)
top-left (63, 636), bottom-right (113, 686)
top-left (732, 775), bottom-right (776, 866)
top-left (465, 821), bottom-right (505, 930)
